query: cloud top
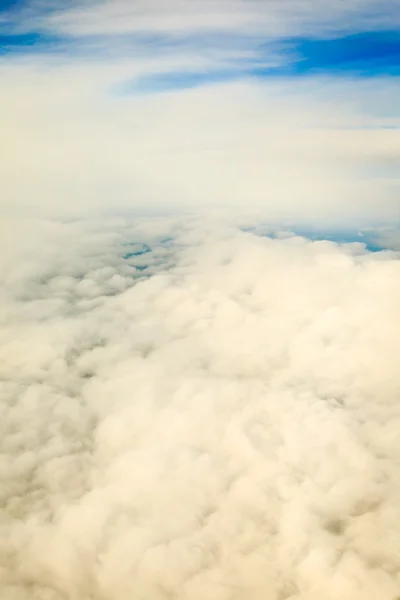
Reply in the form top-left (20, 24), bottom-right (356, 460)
top-left (1, 215), bottom-right (400, 599)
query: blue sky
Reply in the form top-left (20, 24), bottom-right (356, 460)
top-left (1, 29), bottom-right (399, 95)
top-left (1, 1), bottom-right (400, 86)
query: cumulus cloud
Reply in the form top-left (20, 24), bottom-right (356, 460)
top-left (1, 215), bottom-right (400, 600)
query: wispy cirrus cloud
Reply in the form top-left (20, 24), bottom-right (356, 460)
top-left (2, 0), bottom-right (400, 73)
top-left (22, 0), bottom-right (400, 38)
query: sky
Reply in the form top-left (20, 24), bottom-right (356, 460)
top-left (1, 2), bottom-right (400, 600)
top-left (0, 0), bottom-right (399, 223)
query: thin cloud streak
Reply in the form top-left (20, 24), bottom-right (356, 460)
top-left (37, 0), bottom-right (400, 39)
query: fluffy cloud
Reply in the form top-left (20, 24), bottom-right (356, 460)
top-left (1, 215), bottom-right (400, 600)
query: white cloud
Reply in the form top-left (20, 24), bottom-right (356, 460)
top-left (34, 0), bottom-right (400, 39)
top-left (1, 215), bottom-right (400, 599)
top-left (1, 2), bottom-right (399, 597)
top-left (1, 57), bottom-right (399, 224)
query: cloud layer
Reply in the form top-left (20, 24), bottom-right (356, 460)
top-left (1, 0), bottom-right (399, 223)
top-left (1, 2), bottom-right (400, 598)
top-left (1, 69), bottom-right (399, 222)
top-left (1, 216), bottom-right (400, 600)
